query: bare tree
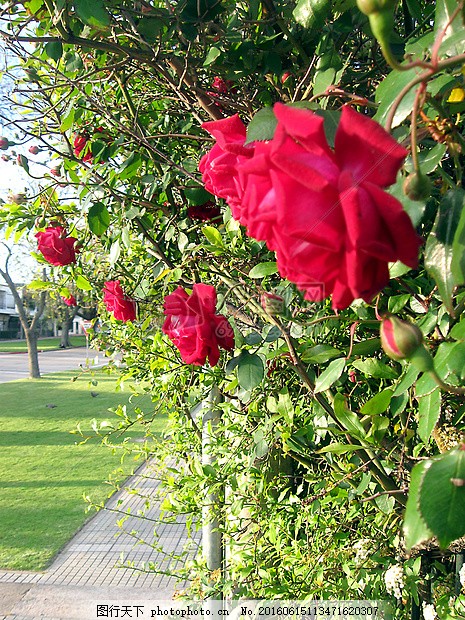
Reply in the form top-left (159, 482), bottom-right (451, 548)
top-left (0, 245), bottom-right (46, 378)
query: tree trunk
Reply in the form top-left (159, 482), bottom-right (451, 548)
top-left (60, 316), bottom-right (73, 348)
top-left (26, 329), bottom-right (41, 379)
top-left (60, 306), bottom-right (78, 348)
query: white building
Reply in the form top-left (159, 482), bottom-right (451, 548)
top-left (0, 282), bottom-right (20, 337)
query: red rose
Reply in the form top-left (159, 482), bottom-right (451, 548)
top-left (162, 283), bottom-right (235, 367)
top-left (187, 201), bottom-right (221, 221)
top-left (103, 281), bottom-right (137, 322)
top-left (199, 115), bottom-right (254, 215)
top-left (28, 145), bottom-right (39, 155)
top-left (73, 133), bottom-right (92, 163)
top-left (62, 294), bottom-right (77, 306)
top-left (36, 226), bottom-right (78, 266)
top-left (211, 76), bottom-right (230, 94)
top-left (229, 104), bottom-right (421, 309)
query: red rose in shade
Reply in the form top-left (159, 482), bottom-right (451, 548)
top-left (62, 294), bottom-right (77, 307)
top-left (36, 226), bottom-right (78, 266)
top-left (211, 76), bottom-right (231, 94)
top-left (162, 283), bottom-right (234, 367)
top-left (205, 104), bottom-right (422, 310)
top-left (73, 133), bottom-right (92, 163)
top-left (187, 201), bottom-right (221, 221)
top-left (103, 281), bottom-right (137, 322)
top-left (199, 115), bottom-right (254, 214)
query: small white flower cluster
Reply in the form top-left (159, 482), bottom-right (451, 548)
top-left (459, 563), bottom-right (465, 588)
top-left (385, 564), bottom-right (405, 599)
top-left (422, 603), bottom-right (437, 620)
top-left (353, 539), bottom-right (372, 565)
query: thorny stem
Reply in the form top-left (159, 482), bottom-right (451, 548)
top-left (410, 83), bottom-right (426, 174)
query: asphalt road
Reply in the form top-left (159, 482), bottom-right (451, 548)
top-left (0, 347), bottom-right (103, 383)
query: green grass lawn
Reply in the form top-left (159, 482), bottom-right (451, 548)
top-left (0, 336), bottom-right (87, 352)
top-left (0, 371), bottom-right (164, 571)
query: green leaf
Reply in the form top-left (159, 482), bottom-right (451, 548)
top-left (361, 389), bottom-right (393, 415)
top-left (435, 0), bottom-right (465, 56)
top-left (316, 443), bottom-right (365, 454)
top-left (300, 344), bottom-right (342, 363)
top-left (136, 17), bottom-right (165, 43)
top-left (388, 294), bottom-right (410, 313)
top-left (27, 279), bottom-right (54, 290)
top-left (404, 143), bottom-right (447, 175)
top-left (349, 338), bottom-right (381, 357)
top-left (403, 460), bottom-right (434, 550)
top-left (425, 190), bottom-right (465, 314)
top-left (237, 351), bottom-right (265, 391)
top-left (245, 107), bottom-right (277, 144)
top-left (451, 318), bottom-right (465, 340)
top-left (389, 172), bottom-right (426, 227)
top-left (415, 372), bottom-right (438, 398)
top-left (334, 393), bottom-right (368, 440)
top-left (351, 359), bottom-right (398, 379)
top-left (203, 226), bottom-right (223, 247)
top-left (184, 187), bottom-right (215, 205)
top-left (75, 274), bottom-right (93, 291)
top-left (374, 65), bottom-right (423, 128)
top-left (451, 189), bottom-right (465, 286)
top-left (253, 428), bottom-right (269, 458)
top-left (203, 46), bottom-right (221, 66)
top-left (417, 387), bottom-right (441, 444)
top-left (27, 0), bottom-right (44, 12)
top-left (88, 202), bottom-right (110, 236)
top-left (314, 358), bottom-right (346, 393)
top-left (248, 262), bottom-right (278, 278)
top-left (45, 41), bottom-right (63, 62)
top-left (109, 239), bottom-right (120, 267)
top-left (435, 341), bottom-right (465, 382)
top-left (60, 107), bottom-right (75, 133)
top-left (419, 450), bottom-right (465, 548)
top-left (74, 0), bottom-right (110, 28)
top-left (394, 364), bottom-right (420, 396)
top-left (375, 494), bottom-right (395, 514)
top-left (293, 0), bottom-right (331, 31)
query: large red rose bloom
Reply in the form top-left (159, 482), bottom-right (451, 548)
top-left (35, 226), bottom-right (78, 266)
top-left (103, 281), bottom-right (137, 322)
top-left (162, 283), bottom-right (234, 367)
top-left (200, 104), bottom-right (422, 310)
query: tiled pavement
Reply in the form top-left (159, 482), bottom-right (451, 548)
top-left (0, 462), bottom-right (199, 619)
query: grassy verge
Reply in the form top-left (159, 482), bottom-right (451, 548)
top-left (0, 336), bottom-right (87, 352)
top-left (0, 370), bottom-right (163, 571)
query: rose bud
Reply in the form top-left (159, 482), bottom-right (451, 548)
top-left (356, 0), bottom-right (396, 51)
top-left (16, 154), bottom-right (28, 169)
top-left (281, 72), bottom-right (291, 84)
top-left (0, 137), bottom-right (10, 150)
top-left (261, 292), bottom-right (285, 316)
top-left (28, 145), bottom-right (40, 155)
top-left (380, 315), bottom-right (434, 371)
top-left (356, 0), bottom-right (396, 15)
top-left (50, 166), bottom-right (61, 176)
top-left (1, 154), bottom-right (10, 161)
top-left (403, 172), bottom-right (432, 201)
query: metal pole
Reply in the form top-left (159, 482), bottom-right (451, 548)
top-left (202, 384), bottom-right (224, 601)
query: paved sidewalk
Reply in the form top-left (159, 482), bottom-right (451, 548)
top-left (0, 347), bottom-right (102, 383)
top-left (0, 461), bottom-right (199, 619)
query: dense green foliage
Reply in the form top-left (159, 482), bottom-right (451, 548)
top-left (0, 0), bottom-right (465, 615)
